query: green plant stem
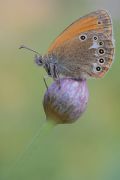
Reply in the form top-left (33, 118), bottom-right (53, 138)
top-left (4, 120), bottom-right (56, 180)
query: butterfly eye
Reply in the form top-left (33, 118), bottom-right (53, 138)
top-left (93, 36), bottom-right (98, 41)
top-left (98, 48), bottom-right (105, 55)
top-left (99, 41), bottom-right (104, 46)
top-left (79, 34), bottom-right (87, 41)
top-left (99, 58), bottom-right (105, 64)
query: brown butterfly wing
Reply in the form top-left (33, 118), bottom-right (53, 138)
top-left (47, 9), bottom-right (114, 79)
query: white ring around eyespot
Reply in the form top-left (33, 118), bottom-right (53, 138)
top-left (92, 63), bottom-right (102, 73)
top-left (93, 36), bottom-right (98, 41)
top-left (79, 34), bottom-right (87, 41)
top-left (98, 57), bottom-right (105, 64)
top-left (98, 48), bottom-right (105, 55)
top-left (99, 41), bottom-right (104, 46)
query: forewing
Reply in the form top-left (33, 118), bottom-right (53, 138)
top-left (48, 9), bottom-right (113, 53)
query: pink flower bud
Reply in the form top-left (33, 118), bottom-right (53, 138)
top-left (43, 78), bottom-right (89, 124)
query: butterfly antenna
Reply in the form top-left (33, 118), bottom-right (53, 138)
top-left (19, 45), bottom-right (41, 55)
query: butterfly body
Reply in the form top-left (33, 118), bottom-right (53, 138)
top-left (35, 9), bottom-right (115, 80)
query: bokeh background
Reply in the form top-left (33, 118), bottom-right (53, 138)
top-left (0, 0), bottom-right (120, 180)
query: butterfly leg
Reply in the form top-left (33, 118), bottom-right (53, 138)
top-left (43, 76), bottom-right (49, 90)
top-left (52, 64), bottom-right (61, 89)
top-left (44, 63), bottom-right (61, 89)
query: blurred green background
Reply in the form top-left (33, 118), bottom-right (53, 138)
top-left (0, 0), bottom-right (120, 179)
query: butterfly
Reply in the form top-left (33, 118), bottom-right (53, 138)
top-left (20, 9), bottom-right (115, 80)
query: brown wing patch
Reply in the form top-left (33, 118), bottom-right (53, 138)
top-left (48, 10), bottom-right (112, 53)
top-left (91, 35), bottom-right (114, 78)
